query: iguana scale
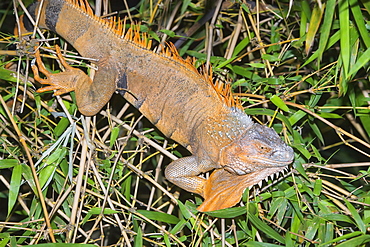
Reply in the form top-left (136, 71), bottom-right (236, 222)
top-left (20, 0), bottom-right (294, 212)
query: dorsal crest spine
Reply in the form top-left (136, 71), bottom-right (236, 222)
top-left (66, 0), bottom-right (241, 109)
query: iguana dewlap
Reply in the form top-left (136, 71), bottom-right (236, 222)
top-left (21, 0), bottom-right (294, 212)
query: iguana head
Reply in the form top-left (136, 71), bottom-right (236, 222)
top-left (197, 122), bottom-right (294, 212)
top-left (220, 123), bottom-right (294, 175)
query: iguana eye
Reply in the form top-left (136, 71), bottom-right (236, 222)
top-left (259, 145), bottom-right (271, 152)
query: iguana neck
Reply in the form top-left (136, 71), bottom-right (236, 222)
top-left (194, 106), bottom-right (253, 162)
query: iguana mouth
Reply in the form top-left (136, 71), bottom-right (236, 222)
top-left (251, 155), bottom-right (294, 166)
top-left (223, 156), bottom-right (293, 176)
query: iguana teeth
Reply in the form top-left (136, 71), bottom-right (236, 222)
top-left (258, 180), bottom-right (263, 187)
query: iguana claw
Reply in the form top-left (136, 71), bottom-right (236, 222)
top-left (32, 45), bottom-right (87, 96)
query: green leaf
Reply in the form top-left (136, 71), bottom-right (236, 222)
top-left (216, 56), bottom-right (237, 69)
top-left (320, 214), bottom-right (354, 224)
top-left (8, 164), bottom-right (22, 216)
top-left (309, 121), bottom-right (324, 145)
top-left (178, 200), bottom-right (192, 219)
top-left (0, 67), bottom-right (19, 83)
top-left (159, 29), bottom-right (176, 38)
top-left (289, 110), bottom-right (306, 125)
top-left (347, 47), bottom-right (370, 79)
top-left (170, 219), bottom-right (188, 235)
top-left (39, 164), bottom-right (57, 190)
top-left (54, 117), bottom-right (69, 137)
top-left (82, 208), bottom-right (119, 225)
top-left (335, 234), bottom-right (370, 247)
top-left (317, 0), bottom-right (336, 57)
top-left (109, 126), bottom-right (120, 148)
top-left (339, 0), bottom-right (350, 77)
top-left (345, 199), bottom-right (366, 233)
top-left (313, 179), bottom-right (322, 196)
top-left (21, 164), bottom-right (37, 195)
top-left (270, 95), bottom-right (289, 112)
top-left (148, 30), bottom-right (160, 42)
top-left (134, 227), bottom-right (143, 247)
top-left (305, 3), bottom-right (325, 54)
top-left (317, 112), bottom-right (343, 119)
top-left (248, 63), bottom-right (265, 68)
top-left (303, 30), bottom-right (340, 66)
top-left (268, 197), bottom-right (288, 225)
top-left (0, 159), bottom-right (19, 169)
top-left (320, 231), bottom-right (362, 246)
top-left (232, 66), bottom-right (262, 80)
top-left (39, 148), bottom-right (67, 190)
top-left (350, 0), bottom-right (370, 48)
top-left (205, 206), bottom-right (247, 218)
top-left (180, 0), bottom-right (191, 15)
top-left (27, 244), bottom-right (96, 247)
top-left (136, 210), bottom-right (180, 224)
top-left (246, 242), bottom-right (282, 247)
top-left (0, 233), bottom-right (10, 247)
top-left (248, 213), bottom-right (285, 244)
top-left (305, 217), bottom-right (321, 242)
top-left (361, 0), bottom-right (370, 14)
top-left (261, 54), bottom-right (280, 62)
top-left (233, 37), bottom-right (250, 57)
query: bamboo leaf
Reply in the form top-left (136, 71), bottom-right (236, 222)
top-left (233, 37), bottom-right (250, 57)
top-left (320, 231), bottom-right (363, 246)
top-left (109, 126), bottom-right (120, 148)
top-left (300, 1), bottom-right (312, 38)
top-left (309, 121), bottom-right (324, 144)
top-left (345, 199), bottom-right (366, 233)
top-left (347, 47), bottom-right (370, 79)
top-left (315, 0), bottom-right (336, 62)
top-left (248, 213), bottom-right (285, 244)
top-left (27, 244), bottom-right (96, 247)
top-left (339, 0), bottom-right (350, 77)
top-left (246, 242), bottom-right (282, 247)
top-left (305, 4), bottom-right (325, 54)
top-left (134, 227), bottom-right (143, 247)
top-left (270, 95), bottom-right (289, 112)
top-left (205, 206), bottom-right (247, 218)
top-left (335, 234), bottom-right (370, 247)
top-left (8, 164), bottom-right (22, 216)
top-left (82, 208), bottom-right (120, 225)
top-left (0, 159), bottom-right (19, 169)
top-left (136, 210), bottom-right (180, 224)
top-left (349, 0), bottom-right (370, 48)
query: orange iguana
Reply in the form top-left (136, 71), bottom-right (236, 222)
top-left (20, 0), bottom-right (294, 212)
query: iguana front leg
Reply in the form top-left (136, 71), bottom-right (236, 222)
top-left (32, 45), bottom-right (91, 96)
top-left (32, 45), bottom-right (117, 116)
top-left (165, 156), bottom-right (214, 197)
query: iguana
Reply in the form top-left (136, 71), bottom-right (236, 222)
top-left (19, 0), bottom-right (294, 212)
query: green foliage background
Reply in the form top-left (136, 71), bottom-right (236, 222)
top-left (0, 0), bottom-right (369, 246)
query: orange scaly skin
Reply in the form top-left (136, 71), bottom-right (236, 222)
top-left (22, 0), bottom-right (294, 211)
